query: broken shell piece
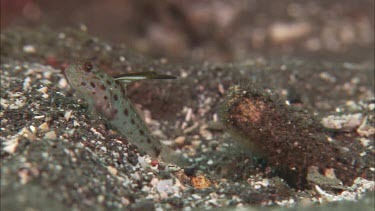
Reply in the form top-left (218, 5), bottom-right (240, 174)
top-left (19, 127), bottom-right (37, 141)
top-left (29, 125), bottom-right (37, 134)
top-left (315, 177), bottom-right (375, 203)
top-left (73, 120), bottom-right (80, 127)
top-left (3, 138), bottom-right (19, 154)
top-left (321, 113), bottom-right (363, 131)
top-left (23, 77), bottom-right (31, 91)
top-left (315, 185), bottom-right (340, 202)
top-left (38, 122), bottom-right (49, 131)
top-left (37, 87), bottom-right (48, 94)
top-left (359, 138), bottom-right (371, 147)
top-left (64, 110), bottom-right (73, 121)
top-left (34, 115), bottom-right (45, 119)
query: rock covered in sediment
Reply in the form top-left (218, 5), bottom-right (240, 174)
top-left (220, 85), bottom-right (361, 189)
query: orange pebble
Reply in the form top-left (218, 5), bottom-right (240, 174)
top-left (190, 175), bottom-right (211, 189)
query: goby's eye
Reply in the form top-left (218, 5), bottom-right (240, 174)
top-left (82, 62), bottom-right (93, 72)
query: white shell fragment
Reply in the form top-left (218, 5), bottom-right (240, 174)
top-left (23, 44), bottom-right (36, 53)
top-left (359, 138), bottom-right (371, 147)
top-left (23, 77), bottom-right (32, 91)
top-left (156, 179), bottom-right (176, 194)
top-left (321, 113), bottom-right (363, 131)
top-left (3, 138), bottom-right (19, 154)
top-left (315, 177), bottom-right (375, 203)
top-left (37, 87), bottom-right (48, 94)
top-left (9, 99), bottom-right (25, 109)
top-left (38, 122), bottom-right (50, 131)
top-left (64, 110), bottom-right (73, 121)
top-left (73, 120), bottom-right (80, 127)
top-left (19, 127), bottom-right (37, 141)
top-left (90, 127), bottom-right (105, 139)
top-left (34, 115), bottom-right (45, 119)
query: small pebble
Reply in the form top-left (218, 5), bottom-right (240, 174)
top-left (269, 22), bottom-right (311, 43)
top-left (157, 179), bottom-right (174, 194)
top-left (218, 84), bottom-right (225, 95)
top-left (44, 131), bottom-right (57, 140)
top-left (58, 78), bottom-right (68, 89)
top-left (107, 166), bottom-right (118, 175)
top-left (319, 72), bottom-right (336, 83)
top-left (23, 44), bottom-right (36, 53)
top-left (19, 169), bottom-right (31, 184)
top-left (151, 160), bottom-right (159, 167)
top-left (191, 140), bottom-right (201, 147)
top-left (357, 116), bottom-right (375, 137)
top-left (150, 178), bottom-right (159, 187)
top-left (174, 136), bottom-right (186, 146)
top-left (97, 195), bottom-right (105, 203)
